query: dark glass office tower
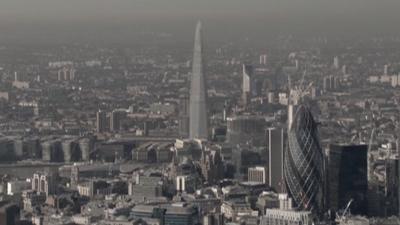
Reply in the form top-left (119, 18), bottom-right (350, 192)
top-left (327, 144), bottom-right (368, 215)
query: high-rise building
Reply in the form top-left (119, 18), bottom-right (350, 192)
top-left (384, 157), bottom-right (399, 216)
top-left (242, 64), bottom-right (255, 96)
top-left (284, 105), bottom-right (324, 214)
top-left (327, 144), bottom-right (368, 215)
top-left (79, 137), bottom-right (93, 161)
top-left (333, 56), bottom-right (340, 69)
top-left (260, 54), bottom-right (267, 65)
top-left (260, 208), bottom-right (313, 225)
top-left (242, 64), bottom-right (260, 104)
top-left (384, 64), bottom-right (389, 75)
top-left (110, 110), bottom-right (126, 132)
top-left (96, 110), bottom-right (107, 133)
top-left (57, 66), bottom-right (75, 81)
top-left (189, 21), bottom-right (208, 140)
top-left (342, 65), bottom-right (347, 75)
top-left (267, 127), bottom-right (285, 192)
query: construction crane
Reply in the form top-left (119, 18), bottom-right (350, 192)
top-left (335, 199), bottom-right (354, 223)
top-left (287, 68), bottom-right (313, 131)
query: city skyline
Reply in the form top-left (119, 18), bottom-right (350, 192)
top-left (0, 3), bottom-right (399, 225)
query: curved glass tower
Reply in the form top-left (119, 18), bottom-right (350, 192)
top-left (284, 104), bottom-right (324, 214)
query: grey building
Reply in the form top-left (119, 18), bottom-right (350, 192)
top-left (267, 127), bottom-right (285, 192)
top-left (189, 21), bottom-right (208, 140)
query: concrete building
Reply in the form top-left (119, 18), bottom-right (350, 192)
top-left (200, 150), bottom-right (224, 185)
top-left (266, 127), bottom-right (285, 192)
top-left (131, 203), bottom-right (198, 225)
top-left (260, 208), bottom-right (313, 225)
top-left (31, 171), bottom-right (57, 196)
top-left (110, 110), bottom-right (126, 132)
top-left (221, 200), bottom-right (256, 222)
top-left (242, 64), bottom-right (256, 103)
top-left (22, 190), bottom-right (46, 212)
top-left (7, 180), bottom-right (31, 196)
top-left (260, 194), bottom-right (312, 225)
top-left (176, 175), bottom-right (198, 193)
top-left (128, 175), bottom-right (164, 199)
top-left (248, 166), bottom-right (267, 184)
top-left (334, 56), bottom-right (340, 69)
top-left (327, 144), bottom-right (368, 215)
top-left (256, 192), bottom-right (280, 215)
top-left (260, 54), bottom-right (267, 65)
top-left (96, 110), bottom-right (107, 133)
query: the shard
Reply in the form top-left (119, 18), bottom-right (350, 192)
top-left (189, 21), bottom-right (208, 139)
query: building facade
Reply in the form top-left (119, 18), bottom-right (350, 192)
top-left (267, 127), bottom-right (285, 192)
top-left (284, 105), bottom-right (324, 214)
top-left (189, 21), bottom-right (208, 140)
top-left (248, 166), bottom-right (267, 184)
top-left (327, 144), bottom-right (368, 215)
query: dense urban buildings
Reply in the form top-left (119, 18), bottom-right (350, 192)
top-left (1, 2), bottom-right (400, 225)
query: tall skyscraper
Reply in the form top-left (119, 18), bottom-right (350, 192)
top-left (189, 21), bottom-right (208, 140)
top-left (242, 64), bottom-right (254, 94)
top-left (110, 110), bottom-right (126, 132)
top-left (96, 110), bottom-right (107, 133)
top-left (327, 144), bottom-right (368, 215)
top-left (384, 64), bottom-right (389, 75)
top-left (333, 56), bottom-right (340, 69)
top-left (284, 105), bottom-right (324, 214)
top-left (242, 64), bottom-right (256, 104)
top-left (259, 54), bottom-right (267, 65)
top-left (267, 127), bottom-right (285, 192)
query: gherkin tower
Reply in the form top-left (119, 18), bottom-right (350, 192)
top-left (284, 104), bottom-right (324, 214)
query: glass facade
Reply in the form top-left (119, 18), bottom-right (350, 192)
top-left (284, 105), bottom-right (324, 214)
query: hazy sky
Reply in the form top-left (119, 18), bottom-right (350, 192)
top-left (0, 0), bottom-right (399, 44)
top-left (1, 0), bottom-right (399, 21)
